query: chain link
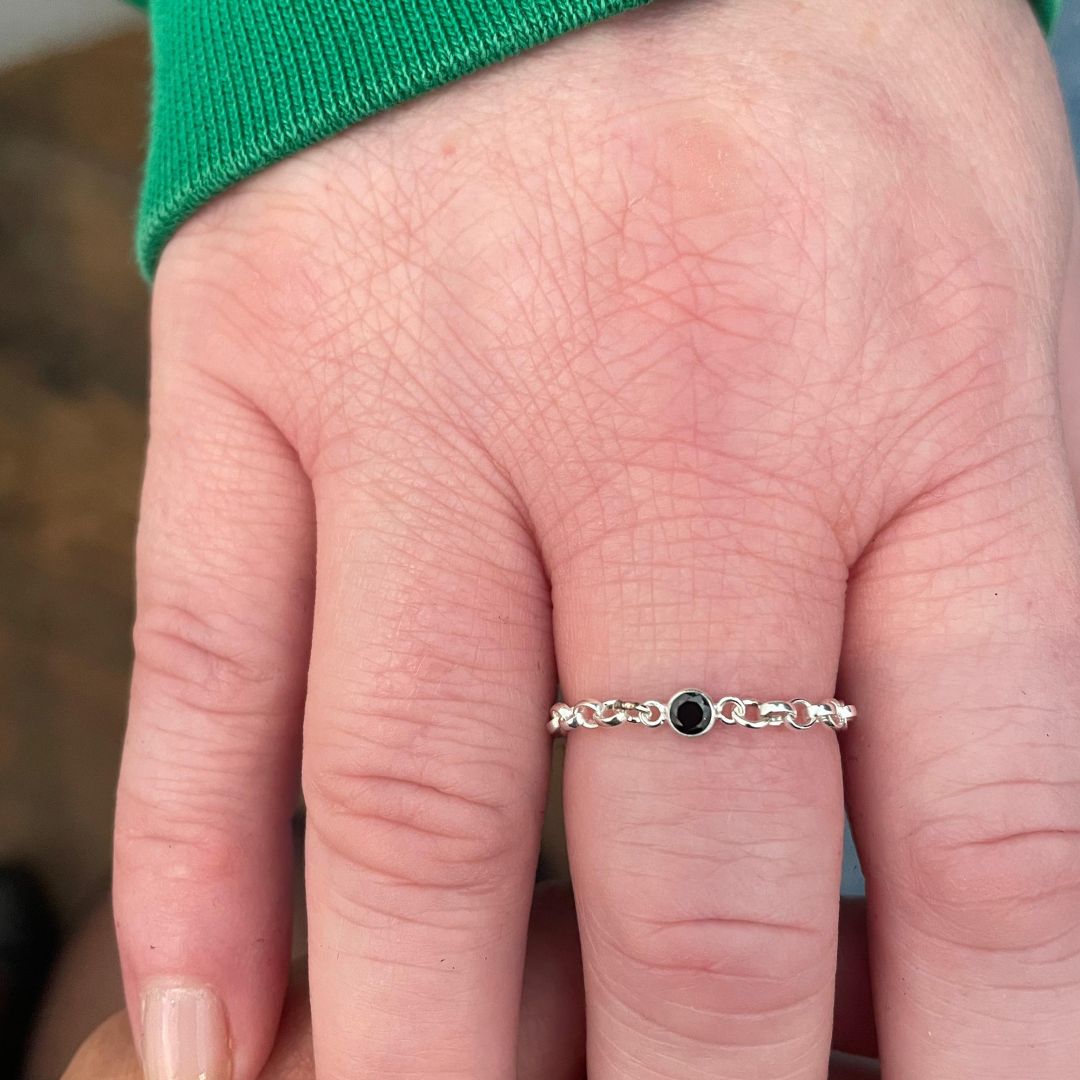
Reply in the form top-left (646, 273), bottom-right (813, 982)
top-left (547, 699), bottom-right (666, 735)
top-left (548, 693), bottom-right (854, 736)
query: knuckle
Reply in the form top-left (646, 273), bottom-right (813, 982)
top-left (116, 710), bottom-right (279, 889)
top-left (900, 783), bottom-right (1080, 949)
top-left (578, 774), bottom-right (842, 1041)
top-left (303, 726), bottom-right (524, 895)
top-left (599, 904), bottom-right (834, 1016)
top-left (158, 175), bottom-right (325, 322)
top-left (114, 784), bottom-right (249, 886)
top-left (132, 601), bottom-right (285, 718)
top-left (153, 200), bottom-right (338, 449)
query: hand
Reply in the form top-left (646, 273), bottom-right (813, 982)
top-left (113, 0), bottom-right (1080, 1077)
top-left (70, 885), bottom-right (586, 1080)
top-left (66, 890), bottom-right (879, 1078)
top-left (62, 1014), bottom-right (881, 1080)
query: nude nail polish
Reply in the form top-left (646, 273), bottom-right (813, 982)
top-left (141, 983), bottom-right (231, 1080)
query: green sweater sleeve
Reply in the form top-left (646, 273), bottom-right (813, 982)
top-left (131, 0), bottom-right (1062, 279)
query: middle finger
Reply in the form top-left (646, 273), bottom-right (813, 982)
top-left (301, 456), bottom-right (554, 1080)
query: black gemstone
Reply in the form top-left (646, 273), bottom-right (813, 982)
top-left (669, 689), bottom-right (714, 737)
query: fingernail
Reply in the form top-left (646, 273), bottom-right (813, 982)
top-left (141, 983), bottom-right (231, 1080)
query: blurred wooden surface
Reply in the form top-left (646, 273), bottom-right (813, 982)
top-left (0, 30), bottom-right (150, 924)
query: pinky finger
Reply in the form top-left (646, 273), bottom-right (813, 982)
top-left (113, 357), bottom-right (314, 1080)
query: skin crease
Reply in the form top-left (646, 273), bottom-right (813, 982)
top-left (66, 885), bottom-right (591, 1080)
top-left (110, 0), bottom-right (1080, 1079)
top-left (61, 891), bottom-right (881, 1078)
top-left (59, 1014), bottom-right (878, 1080)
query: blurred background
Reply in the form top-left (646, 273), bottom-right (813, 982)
top-left (0, 1), bottom-right (1078, 1077)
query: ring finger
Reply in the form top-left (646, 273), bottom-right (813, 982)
top-left (549, 468), bottom-right (850, 1078)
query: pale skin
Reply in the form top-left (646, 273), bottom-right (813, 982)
top-left (60, 889), bottom-right (877, 1078)
top-left (112, 0), bottom-right (1080, 1077)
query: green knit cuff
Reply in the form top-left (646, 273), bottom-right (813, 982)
top-left (132, 0), bottom-right (1061, 279)
top-left (1031, 0), bottom-right (1061, 34)
top-left (133, 0), bottom-right (650, 277)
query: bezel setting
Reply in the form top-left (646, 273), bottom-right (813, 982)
top-left (667, 688), bottom-right (716, 737)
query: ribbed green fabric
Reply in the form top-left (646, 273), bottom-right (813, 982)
top-left (131, 0), bottom-right (1062, 278)
top-left (1033, 0), bottom-right (1062, 33)
top-left (1032, 0), bottom-right (1058, 30)
top-left (132, 0), bottom-right (650, 276)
